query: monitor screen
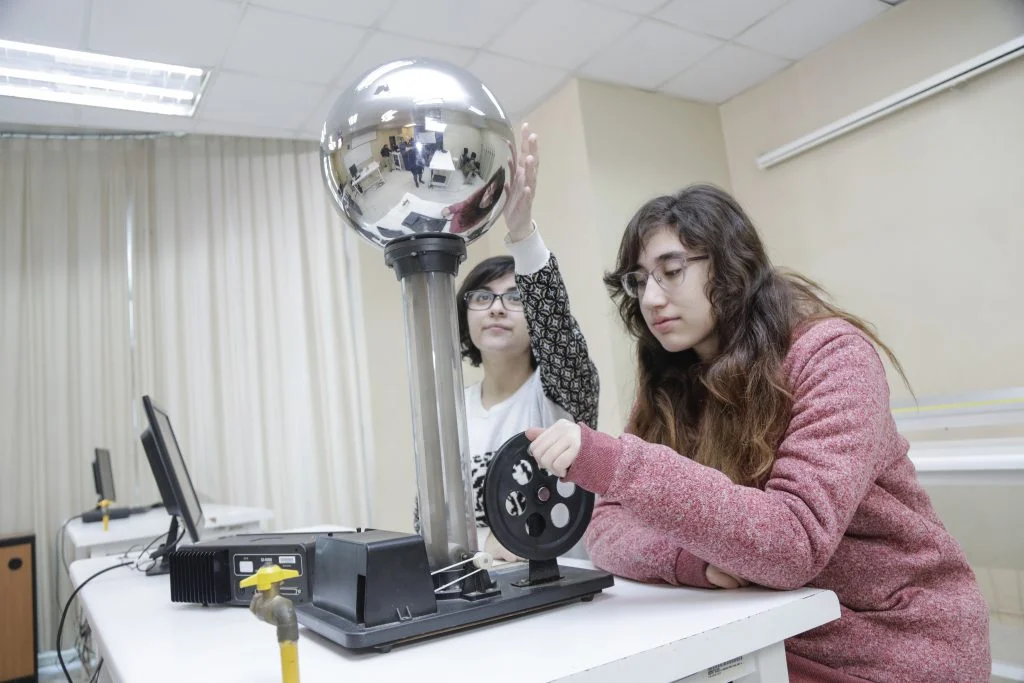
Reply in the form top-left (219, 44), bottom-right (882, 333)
top-left (94, 448), bottom-right (116, 502)
top-left (141, 396), bottom-right (205, 543)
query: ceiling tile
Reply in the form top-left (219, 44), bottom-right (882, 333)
top-left (0, 97), bottom-right (81, 127)
top-left (735, 0), bottom-right (887, 60)
top-left (489, 0), bottom-right (638, 70)
top-left (197, 71), bottom-right (326, 129)
top-left (75, 107), bottom-right (195, 133)
top-left (304, 89), bottom-right (343, 137)
top-left (308, 31), bottom-right (477, 130)
top-left (223, 6), bottom-right (365, 84)
top-left (88, 0), bottom-right (243, 66)
top-left (660, 43), bottom-right (790, 103)
top-left (0, 0), bottom-right (89, 50)
top-left (247, 0), bottom-right (393, 27)
top-left (655, 0), bottom-right (789, 40)
top-left (0, 0), bottom-right (893, 135)
top-left (579, 20), bottom-right (721, 90)
top-left (466, 53), bottom-right (568, 119)
top-left (585, 0), bottom-right (671, 14)
top-left (380, 0), bottom-right (529, 49)
top-left (331, 31), bottom-right (476, 94)
top-left (193, 119), bottom-right (310, 140)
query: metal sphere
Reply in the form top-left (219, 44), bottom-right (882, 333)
top-left (321, 59), bottom-right (516, 250)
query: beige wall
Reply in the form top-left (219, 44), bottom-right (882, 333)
top-left (719, 0), bottom-right (1024, 401)
top-left (575, 80), bottom-right (732, 427)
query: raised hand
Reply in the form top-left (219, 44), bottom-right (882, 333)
top-left (504, 122), bottom-right (539, 241)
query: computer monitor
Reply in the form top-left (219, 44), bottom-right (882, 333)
top-left (92, 448), bottom-right (116, 503)
top-left (141, 395), bottom-right (205, 574)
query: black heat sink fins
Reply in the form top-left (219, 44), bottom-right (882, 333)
top-left (168, 548), bottom-right (233, 605)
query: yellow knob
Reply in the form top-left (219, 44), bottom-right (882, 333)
top-left (99, 499), bottom-right (112, 531)
top-left (239, 564), bottom-right (300, 592)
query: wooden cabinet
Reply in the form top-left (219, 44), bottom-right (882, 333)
top-left (0, 533), bottom-right (37, 682)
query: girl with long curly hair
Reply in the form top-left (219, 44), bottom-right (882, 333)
top-left (526, 184), bottom-right (989, 682)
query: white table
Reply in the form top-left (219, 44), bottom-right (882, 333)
top-left (352, 161), bottom-right (384, 194)
top-left (428, 150), bottom-right (456, 188)
top-left (375, 192), bottom-right (451, 236)
top-left (70, 553), bottom-right (839, 683)
top-left (66, 504), bottom-right (274, 560)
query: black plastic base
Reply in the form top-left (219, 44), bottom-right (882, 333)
top-left (296, 564), bottom-right (613, 652)
top-left (383, 232), bottom-right (466, 280)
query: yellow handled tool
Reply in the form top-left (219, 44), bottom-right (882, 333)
top-left (98, 499), bottom-right (112, 531)
top-left (240, 565), bottom-right (301, 683)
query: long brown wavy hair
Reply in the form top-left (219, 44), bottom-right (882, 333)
top-left (604, 184), bottom-right (909, 488)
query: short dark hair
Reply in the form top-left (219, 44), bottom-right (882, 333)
top-left (456, 256), bottom-right (536, 368)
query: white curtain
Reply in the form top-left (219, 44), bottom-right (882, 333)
top-left (130, 135), bottom-right (372, 527)
top-left (0, 134), bottom-right (372, 651)
top-left (1, 137), bottom-right (140, 653)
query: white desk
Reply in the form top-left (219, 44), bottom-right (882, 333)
top-left (352, 161), bottom-right (384, 194)
top-left (428, 150), bottom-right (456, 188)
top-left (71, 554), bottom-right (838, 683)
top-left (375, 192), bottom-right (450, 236)
top-left (66, 504), bottom-right (274, 560)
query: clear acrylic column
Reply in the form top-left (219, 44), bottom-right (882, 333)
top-left (385, 234), bottom-right (477, 570)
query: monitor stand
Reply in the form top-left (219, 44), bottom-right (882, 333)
top-left (146, 516), bottom-right (180, 577)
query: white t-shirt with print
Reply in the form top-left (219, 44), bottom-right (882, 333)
top-left (464, 368), bottom-right (571, 527)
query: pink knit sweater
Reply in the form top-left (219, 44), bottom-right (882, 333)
top-left (568, 319), bottom-right (990, 682)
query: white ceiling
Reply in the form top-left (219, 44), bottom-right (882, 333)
top-left (0, 0), bottom-right (895, 140)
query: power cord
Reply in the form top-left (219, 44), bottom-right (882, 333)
top-left (130, 524), bottom-right (185, 572)
top-left (57, 561), bottom-right (132, 682)
top-left (89, 657), bottom-right (104, 683)
top-left (54, 513), bottom-right (83, 625)
top-left (56, 511), bottom-right (182, 682)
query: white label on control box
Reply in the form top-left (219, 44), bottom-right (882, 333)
top-left (675, 655), bottom-right (754, 682)
top-left (233, 552), bottom-right (304, 578)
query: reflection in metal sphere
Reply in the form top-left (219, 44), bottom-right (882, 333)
top-left (321, 59), bottom-right (516, 250)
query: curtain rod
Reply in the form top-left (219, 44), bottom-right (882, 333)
top-left (0, 131), bottom-right (186, 140)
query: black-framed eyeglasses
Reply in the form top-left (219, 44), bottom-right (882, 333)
top-left (464, 289), bottom-right (524, 311)
top-left (621, 255), bottom-right (709, 299)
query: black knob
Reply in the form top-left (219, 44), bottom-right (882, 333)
top-left (8, 557), bottom-right (23, 571)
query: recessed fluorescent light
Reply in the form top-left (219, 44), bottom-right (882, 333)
top-left (467, 106), bottom-right (485, 116)
top-left (0, 39), bottom-right (208, 116)
top-left (381, 109), bottom-right (397, 123)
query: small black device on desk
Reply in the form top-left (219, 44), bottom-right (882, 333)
top-left (401, 212), bottom-right (447, 233)
top-left (168, 532), bottom-right (330, 606)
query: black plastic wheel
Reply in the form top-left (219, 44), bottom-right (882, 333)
top-left (482, 432), bottom-right (593, 561)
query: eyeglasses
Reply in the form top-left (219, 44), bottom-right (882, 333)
top-left (464, 289), bottom-right (524, 311)
top-left (621, 255), bottom-right (709, 299)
